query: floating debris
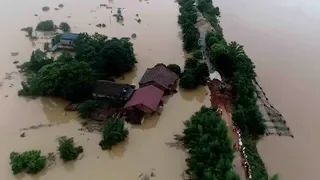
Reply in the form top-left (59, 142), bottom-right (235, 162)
top-left (4, 95), bottom-right (8, 98)
top-left (136, 14), bottom-right (139, 17)
top-left (131, 33), bottom-right (137, 38)
top-left (136, 18), bottom-right (141, 23)
top-left (13, 60), bottom-right (19, 64)
top-left (20, 132), bottom-right (26, 138)
top-left (67, 16), bottom-right (71, 18)
top-left (113, 8), bottom-right (124, 22)
top-left (100, 4), bottom-right (107, 7)
top-left (34, 14), bottom-right (38, 16)
top-left (11, 52), bottom-right (19, 56)
top-left (42, 6), bottom-right (50, 12)
top-left (96, 23), bottom-right (106, 28)
top-left (58, 4), bottom-right (64, 8)
top-left (20, 123), bottom-right (56, 131)
top-left (54, 8), bottom-right (59, 11)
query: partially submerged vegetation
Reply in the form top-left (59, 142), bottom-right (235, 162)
top-left (181, 107), bottom-right (240, 179)
top-left (177, 0), bottom-right (199, 52)
top-left (10, 150), bottom-right (46, 174)
top-left (19, 33), bottom-right (137, 101)
top-left (167, 64), bottom-right (181, 75)
top-left (59, 22), bottom-right (70, 32)
top-left (199, 0), bottom-right (268, 179)
top-left (179, 58), bottom-right (208, 89)
top-left (21, 27), bottom-right (33, 37)
top-left (36, 20), bottom-right (55, 31)
top-left (99, 118), bottom-right (128, 150)
top-left (58, 136), bottom-right (83, 161)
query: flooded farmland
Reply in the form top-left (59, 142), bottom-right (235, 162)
top-left (216, 0), bottom-right (320, 179)
top-left (0, 0), bottom-right (210, 179)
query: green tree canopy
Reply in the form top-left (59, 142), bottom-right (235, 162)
top-left (59, 22), bottom-right (70, 32)
top-left (74, 33), bottom-right (137, 78)
top-left (167, 64), bottom-right (181, 75)
top-left (20, 60), bottom-right (96, 101)
top-left (10, 150), bottom-right (46, 175)
top-left (19, 49), bottom-right (54, 73)
top-left (99, 118), bottom-right (129, 150)
top-left (36, 20), bottom-right (55, 31)
top-left (57, 136), bottom-right (83, 161)
top-left (179, 69), bottom-right (198, 89)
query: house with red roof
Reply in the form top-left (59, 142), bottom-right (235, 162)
top-left (139, 64), bottom-right (179, 94)
top-left (124, 85), bottom-right (164, 114)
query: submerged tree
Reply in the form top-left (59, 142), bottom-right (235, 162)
top-left (59, 22), bottom-right (70, 32)
top-left (57, 136), bottom-right (83, 161)
top-left (9, 150), bottom-right (46, 175)
top-left (19, 49), bottom-right (54, 73)
top-left (19, 60), bottom-right (96, 101)
top-left (74, 33), bottom-right (137, 78)
top-left (36, 20), bottom-right (55, 31)
top-left (99, 118), bottom-right (128, 150)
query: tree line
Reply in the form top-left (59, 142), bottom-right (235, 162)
top-left (177, 0), bottom-right (210, 90)
top-left (18, 33), bottom-right (137, 102)
top-left (205, 27), bottom-right (268, 180)
top-left (181, 107), bottom-right (240, 180)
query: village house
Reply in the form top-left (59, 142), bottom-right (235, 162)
top-left (60, 33), bottom-right (79, 46)
top-left (92, 80), bottom-right (135, 103)
top-left (124, 85), bottom-right (164, 124)
top-left (139, 64), bottom-right (179, 94)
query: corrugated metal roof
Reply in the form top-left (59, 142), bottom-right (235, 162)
top-left (209, 71), bottom-right (222, 81)
top-left (61, 33), bottom-right (79, 40)
top-left (124, 85), bottom-right (164, 112)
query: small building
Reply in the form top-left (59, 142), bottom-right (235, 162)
top-left (124, 85), bottom-right (164, 115)
top-left (139, 64), bottom-right (179, 94)
top-left (60, 33), bottom-right (79, 46)
top-left (92, 80), bottom-right (135, 102)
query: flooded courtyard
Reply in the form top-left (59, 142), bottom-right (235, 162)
top-left (0, 0), bottom-right (210, 179)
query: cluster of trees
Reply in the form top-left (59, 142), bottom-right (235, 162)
top-left (58, 136), bottom-right (83, 161)
top-left (74, 33), bottom-right (137, 79)
top-left (10, 150), bottom-right (46, 174)
top-left (180, 58), bottom-right (209, 89)
top-left (181, 107), bottom-right (240, 180)
top-left (19, 33), bottom-right (137, 101)
top-left (9, 136), bottom-right (83, 175)
top-left (196, 0), bottom-right (223, 35)
top-left (36, 20), bottom-right (56, 31)
top-left (177, 0), bottom-right (200, 52)
top-left (99, 118), bottom-right (128, 150)
top-left (206, 31), bottom-right (268, 179)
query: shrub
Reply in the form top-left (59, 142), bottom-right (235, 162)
top-left (167, 64), bottom-right (181, 75)
top-left (99, 118), bottom-right (128, 150)
top-left (59, 22), bottom-right (70, 32)
top-left (36, 20), bottom-right (55, 31)
top-left (78, 100), bottom-right (98, 118)
top-left (57, 136), bottom-right (83, 161)
top-left (9, 150), bottom-right (46, 174)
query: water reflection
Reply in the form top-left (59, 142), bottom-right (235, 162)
top-left (41, 97), bottom-right (78, 123)
top-left (108, 139), bottom-right (129, 158)
top-left (179, 86), bottom-right (208, 102)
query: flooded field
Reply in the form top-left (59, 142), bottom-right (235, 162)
top-left (216, 0), bottom-right (320, 179)
top-left (0, 0), bottom-right (210, 179)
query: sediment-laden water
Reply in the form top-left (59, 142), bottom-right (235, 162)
top-left (216, 0), bottom-right (320, 179)
top-left (0, 0), bottom-right (210, 179)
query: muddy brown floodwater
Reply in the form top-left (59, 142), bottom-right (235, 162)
top-left (0, 0), bottom-right (210, 179)
top-left (216, 0), bottom-right (320, 179)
